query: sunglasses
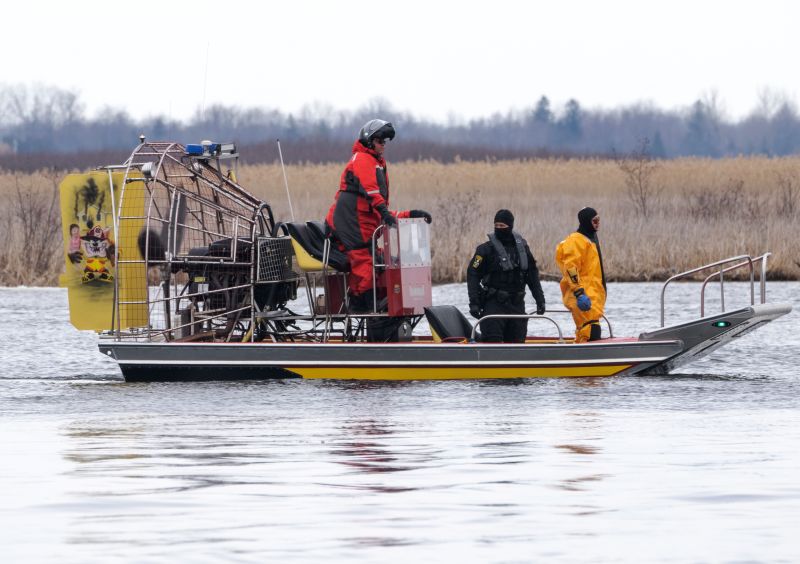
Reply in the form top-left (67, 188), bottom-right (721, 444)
top-left (373, 138), bottom-right (387, 145)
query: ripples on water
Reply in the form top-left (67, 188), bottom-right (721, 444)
top-left (1, 284), bottom-right (799, 562)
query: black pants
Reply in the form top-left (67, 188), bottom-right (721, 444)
top-left (480, 297), bottom-right (527, 343)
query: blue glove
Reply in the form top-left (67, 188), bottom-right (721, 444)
top-left (575, 290), bottom-right (592, 312)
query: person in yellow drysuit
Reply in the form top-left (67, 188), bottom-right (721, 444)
top-left (555, 207), bottom-right (607, 343)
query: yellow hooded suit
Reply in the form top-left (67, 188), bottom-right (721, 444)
top-left (555, 209), bottom-right (606, 343)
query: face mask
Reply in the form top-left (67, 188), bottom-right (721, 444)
top-left (494, 227), bottom-right (513, 242)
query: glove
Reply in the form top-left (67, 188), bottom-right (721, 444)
top-left (409, 209), bottom-right (432, 224)
top-left (469, 303), bottom-right (482, 319)
top-left (536, 303), bottom-right (545, 315)
top-left (574, 289), bottom-right (592, 312)
top-left (378, 206), bottom-right (397, 227)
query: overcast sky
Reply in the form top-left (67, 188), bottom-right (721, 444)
top-left (4, 0), bottom-right (798, 122)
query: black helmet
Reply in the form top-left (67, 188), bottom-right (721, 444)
top-left (358, 118), bottom-right (396, 148)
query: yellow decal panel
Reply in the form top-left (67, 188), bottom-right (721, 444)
top-left (291, 365), bottom-right (631, 380)
top-left (59, 171), bottom-right (146, 332)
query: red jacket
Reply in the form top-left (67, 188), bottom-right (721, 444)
top-left (325, 141), bottom-right (409, 250)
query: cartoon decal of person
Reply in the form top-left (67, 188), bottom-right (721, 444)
top-left (69, 224), bottom-right (81, 252)
top-left (80, 225), bottom-right (115, 283)
top-left (67, 223), bottom-right (83, 266)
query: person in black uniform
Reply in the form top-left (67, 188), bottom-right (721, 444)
top-left (467, 209), bottom-right (546, 343)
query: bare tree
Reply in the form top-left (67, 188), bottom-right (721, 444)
top-left (775, 169), bottom-right (799, 217)
top-left (756, 87), bottom-right (787, 119)
top-left (615, 137), bottom-right (662, 218)
top-left (2, 83), bottom-right (82, 126)
top-left (13, 172), bottom-right (62, 280)
top-left (701, 88), bottom-right (727, 123)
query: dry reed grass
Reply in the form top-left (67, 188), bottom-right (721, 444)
top-left (0, 170), bottom-right (63, 285)
top-left (1, 157), bottom-right (798, 286)
top-left (238, 156), bottom-right (800, 281)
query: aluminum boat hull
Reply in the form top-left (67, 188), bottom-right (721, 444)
top-left (100, 338), bottom-right (682, 381)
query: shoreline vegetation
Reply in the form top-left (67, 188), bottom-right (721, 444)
top-left (1, 156), bottom-right (798, 286)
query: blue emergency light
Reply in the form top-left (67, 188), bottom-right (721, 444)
top-left (185, 144), bottom-right (207, 155)
top-left (185, 141), bottom-right (236, 158)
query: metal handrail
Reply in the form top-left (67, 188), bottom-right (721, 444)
top-left (371, 224), bottom-right (388, 313)
top-left (700, 253), bottom-right (771, 317)
top-left (321, 237), bottom-right (337, 342)
top-left (542, 308), bottom-right (614, 338)
top-left (660, 254), bottom-right (770, 327)
top-left (471, 314), bottom-right (565, 343)
top-left (759, 253), bottom-right (770, 304)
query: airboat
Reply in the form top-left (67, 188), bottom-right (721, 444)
top-left (58, 140), bottom-right (791, 381)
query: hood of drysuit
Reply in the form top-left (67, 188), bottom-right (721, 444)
top-left (576, 207), bottom-right (598, 241)
top-left (575, 206), bottom-right (606, 289)
top-left (352, 140), bottom-right (385, 165)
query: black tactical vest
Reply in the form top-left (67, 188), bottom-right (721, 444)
top-left (484, 232), bottom-right (528, 290)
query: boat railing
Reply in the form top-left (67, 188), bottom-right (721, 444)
top-left (472, 314), bottom-right (566, 343)
top-left (660, 253), bottom-right (771, 327)
top-left (371, 224), bottom-right (387, 314)
top-left (541, 308), bottom-right (614, 338)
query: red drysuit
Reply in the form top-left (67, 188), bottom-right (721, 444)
top-left (325, 141), bottom-right (409, 294)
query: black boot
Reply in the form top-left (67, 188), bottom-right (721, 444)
top-left (348, 289), bottom-right (375, 313)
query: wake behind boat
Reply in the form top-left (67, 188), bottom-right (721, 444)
top-left (58, 140), bottom-right (790, 381)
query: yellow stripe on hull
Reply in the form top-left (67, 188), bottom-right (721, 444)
top-left (291, 365), bottom-right (632, 380)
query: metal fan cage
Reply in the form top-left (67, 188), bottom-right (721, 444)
top-left (113, 142), bottom-right (270, 341)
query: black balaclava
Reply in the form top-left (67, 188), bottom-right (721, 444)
top-left (575, 206), bottom-right (606, 290)
top-left (494, 209), bottom-right (515, 243)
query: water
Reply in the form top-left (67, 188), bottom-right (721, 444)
top-left (1, 282), bottom-right (799, 562)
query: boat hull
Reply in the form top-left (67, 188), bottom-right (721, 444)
top-left (99, 339), bottom-right (683, 382)
top-left (98, 302), bottom-right (791, 382)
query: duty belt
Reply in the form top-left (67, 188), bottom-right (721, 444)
top-left (484, 288), bottom-right (525, 304)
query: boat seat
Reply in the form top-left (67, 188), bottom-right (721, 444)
top-left (285, 221), bottom-right (349, 273)
top-left (424, 305), bottom-right (477, 343)
top-left (305, 221), bottom-right (350, 272)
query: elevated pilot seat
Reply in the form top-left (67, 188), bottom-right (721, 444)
top-left (283, 221), bottom-right (350, 316)
top-left (424, 305), bottom-right (478, 343)
top-left (284, 221), bottom-right (349, 273)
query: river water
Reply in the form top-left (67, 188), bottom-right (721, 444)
top-left (1, 282), bottom-right (798, 563)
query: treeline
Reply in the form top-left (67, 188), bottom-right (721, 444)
top-left (1, 84), bottom-right (800, 170)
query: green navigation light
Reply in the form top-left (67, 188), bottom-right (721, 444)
top-left (712, 321), bottom-right (731, 328)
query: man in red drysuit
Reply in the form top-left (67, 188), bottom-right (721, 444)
top-left (325, 119), bottom-right (432, 311)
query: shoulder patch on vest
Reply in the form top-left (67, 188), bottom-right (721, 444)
top-left (472, 255), bottom-right (483, 269)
